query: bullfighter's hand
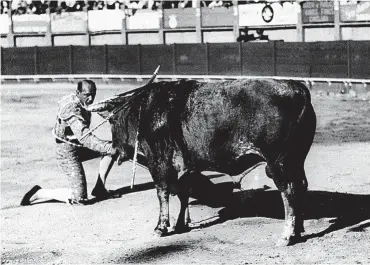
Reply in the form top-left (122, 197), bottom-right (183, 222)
top-left (117, 151), bottom-right (129, 166)
top-left (67, 198), bottom-right (89, 205)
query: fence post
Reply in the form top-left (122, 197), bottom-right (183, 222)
top-left (121, 3), bottom-right (127, 44)
top-left (173, 43), bottom-right (177, 75)
top-left (6, 10), bottom-right (14, 47)
top-left (158, 5), bottom-right (164, 44)
top-left (239, 41), bottom-right (243, 75)
top-left (232, 0), bottom-right (239, 42)
top-left (85, 5), bottom-right (90, 46)
top-left (273, 41), bottom-right (277, 76)
top-left (334, 0), bottom-right (341, 41)
top-left (195, 1), bottom-right (202, 43)
top-left (296, 2), bottom-right (304, 42)
top-left (45, 6), bottom-right (53, 46)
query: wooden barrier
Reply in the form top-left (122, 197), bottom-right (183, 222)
top-left (1, 41), bottom-right (369, 79)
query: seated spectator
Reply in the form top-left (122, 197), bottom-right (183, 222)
top-left (237, 27), bottom-right (257, 42)
top-left (179, 0), bottom-right (192, 8)
top-left (107, 0), bottom-right (122, 9)
top-left (58, 1), bottom-right (68, 13)
top-left (41, 0), bottom-right (49, 13)
top-left (87, 1), bottom-right (97, 10)
top-left (151, 0), bottom-right (161, 10)
top-left (0, 1), bottom-right (10, 14)
top-left (49, 1), bottom-right (59, 13)
top-left (223, 0), bottom-right (232, 8)
top-left (256, 29), bottom-right (269, 41)
top-left (208, 0), bottom-right (223, 8)
top-left (162, 0), bottom-right (173, 8)
top-left (14, 0), bottom-right (27, 14)
top-left (72, 1), bottom-right (85, 11)
top-left (96, 0), bottom-right (105, 10)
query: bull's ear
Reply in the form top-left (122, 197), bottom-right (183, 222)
top-left (87, 102), bottom-right (118, 119)
top-left (86, 102), bottom-right (116, 112)
top-left (87, 94), bottom-right (126, 112)
top-left (97, 110), bottom-right (111, 119)
top-left (87, 96), bottom-right (126, 118)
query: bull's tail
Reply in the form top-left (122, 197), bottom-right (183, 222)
top-left (294, 80), bottom-right (312, 126)
top-left (269, 81), bottom-right (316, 187)
top-left (287, 80), bottom-right (316, 154)
top-left (287, 81), bottom-right (316, 182)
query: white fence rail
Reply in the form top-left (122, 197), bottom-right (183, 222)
top-left (1, 74), bottom-right (369, 87)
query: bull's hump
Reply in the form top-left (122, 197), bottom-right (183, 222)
top-left (247, 79), bottom-right (293, 96)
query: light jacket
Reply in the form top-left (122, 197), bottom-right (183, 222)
top-left (53, 94), bottom-right (114, 155)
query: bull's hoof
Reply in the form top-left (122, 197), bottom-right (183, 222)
top-left (174, 224), bottom-right (190, 234)
top-left (276, 235), bottom-right (303, 247)
top-left (276, 238), bottom-right (290, 247)
top-left (153, 227), bottom-right (168, 237)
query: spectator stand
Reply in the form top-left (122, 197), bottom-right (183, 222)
top-left (2, 0), bottom-right (247, 46)
top-left (0, 1), bottom-right (369, 48)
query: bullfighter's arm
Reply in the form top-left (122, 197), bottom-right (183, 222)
top-left (61, 104), bottom-right (116, 155)
top-left (68, 116), bottom-right (115, 155)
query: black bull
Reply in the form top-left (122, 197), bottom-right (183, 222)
top-left (105, 79), bottom-right (316, 246)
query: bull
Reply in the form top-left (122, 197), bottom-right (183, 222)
top-left (94, 78), bottom-right (316, 246)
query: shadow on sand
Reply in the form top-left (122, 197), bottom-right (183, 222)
top-left (114, 173), bottom-right (369, 263)
top-left (182, 173), bottom-right (370, 240)
top-left (81, 171), bottom-right (370, 241)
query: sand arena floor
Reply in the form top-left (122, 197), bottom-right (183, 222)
top-left (1, 82), bottom-right (370, 264)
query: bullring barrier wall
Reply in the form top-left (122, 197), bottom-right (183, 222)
top-left (1, 41), bottom-right (370, 79)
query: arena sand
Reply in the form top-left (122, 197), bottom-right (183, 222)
top-left (1, 83), bottom-right (369, 264)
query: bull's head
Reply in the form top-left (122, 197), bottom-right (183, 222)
top-left (86, 96), bottom-right (126, 119)
top-left (86, 65), bottom-right (160, 119)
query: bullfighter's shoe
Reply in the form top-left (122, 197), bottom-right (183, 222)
top-left (20, 185), bottom-right (41, 206)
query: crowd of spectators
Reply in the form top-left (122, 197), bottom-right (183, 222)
top-left (0, 0), bottom-right (235, 15)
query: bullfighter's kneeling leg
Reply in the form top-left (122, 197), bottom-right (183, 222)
top-left (21, 186), bottom-right (77, 205)
top-left (57, 144), bottom-right (88, 201)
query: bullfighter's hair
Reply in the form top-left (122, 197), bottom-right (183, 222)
top-left (77, 79), bottom-right (97, 92)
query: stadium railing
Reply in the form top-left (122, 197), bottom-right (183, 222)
top-left (0, 74), bottom-right (369, 88)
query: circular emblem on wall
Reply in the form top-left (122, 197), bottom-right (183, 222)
top-left (169, 14), bottom-right (178, 29)
top-left (261, 4), bottom-right (274, 23)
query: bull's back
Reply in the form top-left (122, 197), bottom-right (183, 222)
top-left (180, 79), bottom-right (312, 170)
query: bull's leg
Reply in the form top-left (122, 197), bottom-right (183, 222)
top-left (266, 164), bottom-right (306, 246)
top-left (150, 165), bottom-right (178, 237)
top-left (174, 172), bottom-right (192, 233)
top-left (175, 191), bottom-right (191, 233)
top-left (275, 180), bottom-right (305, 246)
top-left (154, 184), bottom-right (171, 236)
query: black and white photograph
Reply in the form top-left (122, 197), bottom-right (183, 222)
top-left (1, 0), bottom-right (370, 264)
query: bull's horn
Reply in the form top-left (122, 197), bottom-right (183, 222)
top-left (86, 65), bottom-right (160, 112)
top-left (148, 65), bottom-right (160, 83)
top-left (116, 65), bottom-right (160, 98)
top-left (86, 102), bottom-right (113, 112)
